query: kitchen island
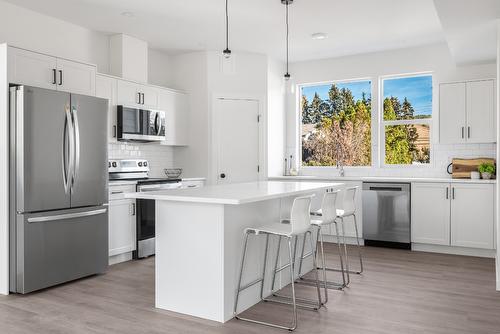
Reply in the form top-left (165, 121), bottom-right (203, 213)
top-left (126, 181), bottom-right (343, 322)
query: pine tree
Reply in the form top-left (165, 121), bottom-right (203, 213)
top-left (301, 95), bottom-right (312, 124)
top-left (310, 93), bottom-right (324, 124)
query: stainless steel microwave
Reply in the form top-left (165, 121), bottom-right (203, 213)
top-left (117, 106), bottom-right (166, 142)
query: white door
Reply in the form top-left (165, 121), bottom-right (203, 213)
top-left (450, 183), bottom-right (494, 249)
top-left (411, 182), bottom-right (451, 245)
top-left (439, 83), bottom-right (466, 144)
top-left (466, 80), bottom-right (495, 143)
top-left (8, 47), bottom-right (57, 90)
top-left (108, 199), bottom-right (137, 256)
top-left (56, 58), bottom-right (96, 96)
top-left (214, 98), bottom-right (260, 184)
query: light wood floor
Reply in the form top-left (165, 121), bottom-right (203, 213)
top-left (1, 245), bottom-right (499, 334)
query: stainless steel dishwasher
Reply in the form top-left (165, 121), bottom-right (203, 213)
top-left (362, 182), bottom-right (411, 249)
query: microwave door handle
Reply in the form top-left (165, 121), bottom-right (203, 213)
top-left (71, 106), bottom-right (80, 190)
top-left (155, 113), bottom-right (160, 135)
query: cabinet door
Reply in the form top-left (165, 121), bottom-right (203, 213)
top-left (466, 80), bottom-right (495, 143)
top-left (116, 79), bottom-right (141, 107)
top-left (439, 83), bottom-right (466, 144)
top-left (139, 85), bottom-right (159, 109)
top-left (56, 58), bottom-right (96, 96)
top-left (451, 184), bottom-right (494, 249)
top-left (108, 199), bottom-right (136, 256)
top-left (159, 90), bottom-right (189, 146)
top-left (411, 183), bottom-right (451, 245)
top-left (8, 47), bottom-right (57, 90)
top-left (96, 75), bottom-right (118, 143)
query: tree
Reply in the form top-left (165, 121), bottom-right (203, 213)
top-left (301, 95), bottom-right (313, 124)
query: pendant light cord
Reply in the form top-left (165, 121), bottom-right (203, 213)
top-left (285, 1), bottom-right (289, 74)
top-left (225, 0), bottom-right (229, 50)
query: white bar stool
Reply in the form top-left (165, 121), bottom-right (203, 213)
top-left (234, 195), bottom-right (322, 331)
top-left (295, 190), bottom-right (347, 304)
top-left (312, 186), bottom-right (363, 286)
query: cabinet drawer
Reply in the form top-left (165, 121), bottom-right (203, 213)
top-left (181, 180), bottom-right (205, 189)
top-left (109, 184), bottom-right (136, 200)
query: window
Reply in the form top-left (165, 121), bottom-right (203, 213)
top-left (381, 74), bottom-right (432, 165)
top-left (300, 80), bottom-right (372, 167)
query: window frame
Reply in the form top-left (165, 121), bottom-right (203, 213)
top-left (297, 77), bottom-right (374, 170)
top-left (379, 72), bottom-right (434, 168)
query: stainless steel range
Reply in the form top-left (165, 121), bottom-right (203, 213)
top-left (109, 159), bottom-right (181, 258)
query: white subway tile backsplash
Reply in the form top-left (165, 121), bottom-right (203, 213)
top-left (109, 142), bottom-right (175, 178)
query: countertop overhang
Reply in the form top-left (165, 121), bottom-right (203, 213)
top-left (125, 181), bottom-right (342, 205)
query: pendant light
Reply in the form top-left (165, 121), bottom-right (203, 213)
top-left (222, 0), bottom-right (231, 59)
top-left (282, 0), bottom-right (293, 80)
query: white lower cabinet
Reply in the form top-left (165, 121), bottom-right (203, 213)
top-left (411, 182), bottom-right (495, 250)
top-left (109, 185), bottom-right (137, 257)
top-left (411, 183), bottom-right (451, 245)
top-left (450, 184), bottom-right (494, 249)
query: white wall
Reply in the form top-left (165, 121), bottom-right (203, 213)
top-left (0, 0), bottom-right (109, 72)
top-left (148, 49), bottom-right (175, 88)
top-left (267, 58), bottom-right (286, 177)
top-left (496, 21), bottom-right (500, 291)
top-left (286, 43), bottom-right (497, 178)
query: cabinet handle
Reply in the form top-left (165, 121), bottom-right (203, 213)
top-left (52, 69), bottom-right (57, 85)
top-left (137, 92), bottom-right (141, 104)
top-left (141, 93), bottom-right (145, 105)
top-left (467, 126), bottom-right (470, 139)
top-left (452, 187), bottom-right (455, 200)
top-left (113, 125), bottom-right (117, 138)
top-left (58, 70), bottom-right (63, 86)
top-left (446, 187), bottom-right (449, 199)
top-left (131, 203), bottom-right (136, 216)
top-left (461, 127), bottom-right (464, 139)
top-left (111, 191), bottom-right (123, 194)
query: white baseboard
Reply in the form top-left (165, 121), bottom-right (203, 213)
top-left (109, 252), bottom-right (133, 266)
top-left (412, 243), bottom-right (496, 258)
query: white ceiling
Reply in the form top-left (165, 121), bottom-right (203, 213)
top-left (433, 0), bottom-right (500, 66)
top-left (3, 0), bottom-right (446, 62)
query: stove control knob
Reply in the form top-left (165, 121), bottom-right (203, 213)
top-left (138, 162), bottom-right (143, 167)
top-left (108, 162), bottom-right (111, 168)
top-left (112, 162), bottom-right (117, 168)
top-left (144, 162), bottom-right (148, 167)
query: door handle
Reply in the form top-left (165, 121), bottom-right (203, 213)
top-left (71, 106), bottom-right (80, 191)
top-left (52, 69), bottom-right (57, 85)
top-left (58, 70), bottom-right (63, 86)
top-left (27, 208), bottom-right (107, 223)
top-left (220, 173), bottom-right (226, 179)
top-left (62, 105), bottom-right (74, 195)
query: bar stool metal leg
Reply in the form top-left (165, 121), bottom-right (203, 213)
top-left (234, 231), bottom-right (251, 316)
top-left (353, 214), bottom-right (364, 274)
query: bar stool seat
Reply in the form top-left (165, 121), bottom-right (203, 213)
top-left (249, 223), bottom-right (296, 237)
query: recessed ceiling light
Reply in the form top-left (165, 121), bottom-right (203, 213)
top-left (311, 32), bottom-right (328, 40)
top-left (121, 11), bottom-right (135, 18)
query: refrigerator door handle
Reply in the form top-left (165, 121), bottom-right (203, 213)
top-left (27, 208), bottom-right (107, 223)
top-left (62, 105), bottom-right (75, 194)
top-left (71, 105), bottom-right (80, 191)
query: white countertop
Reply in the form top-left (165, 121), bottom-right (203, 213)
top-left (125, 181), bottom-right (342, 205)
top-left (270, 175), bottom-right (497, 184)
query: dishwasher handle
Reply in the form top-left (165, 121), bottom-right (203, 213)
top-left (369, 186), bottom-right (403, 191)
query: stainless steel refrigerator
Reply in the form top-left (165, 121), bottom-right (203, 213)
top-left (9, 85), bottom-right (109, 294)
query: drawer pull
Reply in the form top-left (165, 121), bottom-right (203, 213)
top-left (111, 191), bottom-right (124, 195)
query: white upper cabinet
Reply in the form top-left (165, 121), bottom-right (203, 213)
top-left (96, 74), bottom-right (117, 143)
top-left (56, 58), bottom-right (96, 96)
top-left (450, 183), bottom-right (494, 249)
top-left (158, 88), bottom-right (189, 146)
top-left (8, 46), bottom-right (57, 90)
top-left (116, 79), bottom-right (158, 109)
top-left (439, 79), bottom-right (496, 144)
top-left (7, 46), bottom-right (96, 96)
top-left (439, 82), bottom-right (466, 144)
top-left (411, 182), bottom-right (451, 245)
top-left (466, 80), bottom-right (495, 143)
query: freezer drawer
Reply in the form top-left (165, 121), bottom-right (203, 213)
top-left (362, 183), bottom-right (411, 247)
top-left (11, 206), bottom-right (108, 294)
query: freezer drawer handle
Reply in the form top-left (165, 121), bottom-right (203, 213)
top-left (27, 208), bottom-right (107, 223)
top-left (369, 186), bottom-right (402, 191)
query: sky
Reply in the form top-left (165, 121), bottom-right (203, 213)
top-left (301, 75), bottom-right (432, 117)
